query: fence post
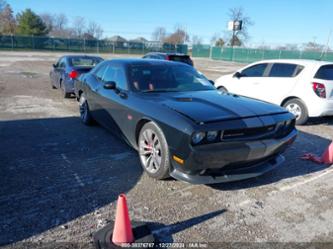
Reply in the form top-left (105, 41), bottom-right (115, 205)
top-left (246, 48), bottom-right (250, 62)
top-left (113, 42), bottom-right (115, 54)
top-left (97, 39), bottom-right (99, 54)
top-left (142, 42), bottom-right (145, 54)
top-left (209, 45), bottom-right (212, 59)
top-left (83, 38), bottom-right (86, 52)
top-left (279, 50), bottom-right (282, 59)
top-left (11, 34), bottom-right (14, 50)
top-left (31, 35), bottom-right (34, 50)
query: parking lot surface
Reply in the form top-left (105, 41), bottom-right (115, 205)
top-left (0, 52), bottom-right (333, 247)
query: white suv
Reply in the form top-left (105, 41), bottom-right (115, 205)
top-left (215, 59), bottom-right (333, 125)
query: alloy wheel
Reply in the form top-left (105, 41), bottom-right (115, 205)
top-left (139, 129), bottom-right (162, 174)
top-left (286, 103), bottom-right (302, 120)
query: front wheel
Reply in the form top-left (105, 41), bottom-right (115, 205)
top-left (138, 122), bottom-right (170, 180)
top-left (283, 98), bottom-right (308, 125)
top-left (79, 94), bottom-right (94, 125)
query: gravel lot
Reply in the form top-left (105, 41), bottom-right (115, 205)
top-left (0, 51), bottom-right (333, 248)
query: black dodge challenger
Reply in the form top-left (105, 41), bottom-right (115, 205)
top-left (74, 59), bottom-right (297, 184)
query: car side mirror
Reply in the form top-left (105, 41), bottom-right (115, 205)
top-left (52, 64), bottom-right (57, 68)
top-left (208, 80), bottom-right (215, 85)
top-left (233, 72), bottom-right (242, 78)
top-left (104, 81), bottom-right (116, 90)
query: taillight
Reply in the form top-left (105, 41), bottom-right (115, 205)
top-left (312, 82), bottom-right (326, 98)
top-left (166, 55), bottom-right (170, 60)
top-left (69, 70), bottom-right (78, 79)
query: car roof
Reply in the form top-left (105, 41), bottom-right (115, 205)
top-left (255, 59), bottom-right (333, 66)
top-left (105, 58), bottom-right (189, 67)
top-left (145, 52), bottom-right (188, 56)
top-left (64, 55), bottom-right (103, 59)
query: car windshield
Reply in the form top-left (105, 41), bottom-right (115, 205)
top-left (129, 64), bottom-right (215, 92)
top-left (69, 57), bottom-right (102, 67)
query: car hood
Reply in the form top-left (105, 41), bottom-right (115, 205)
top-left (148, 90), bottom-right (287, 123)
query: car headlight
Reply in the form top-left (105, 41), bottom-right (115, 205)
top-left (192, 131), bottom-right (205, 144)
top-left (207, 131), bottom-right (218, 142)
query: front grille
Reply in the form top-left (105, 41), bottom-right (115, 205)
top-left (222, 125), bottom-right (276, 140)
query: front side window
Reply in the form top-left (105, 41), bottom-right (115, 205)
top-left (102, 65), bottom-right (127, 90)
top-left (241, 63), bottom-right (268, 77)
top-left (315, 65), bottom-right (333, 80)
top-left (94, 63), bottom-right (108, 81)
top-left (269, 63), bottom-right (298, 77)
top-left (59, 58), bottom-right (66, 68)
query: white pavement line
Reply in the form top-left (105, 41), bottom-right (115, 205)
top-left (73, 173), bottom-right (85, 187)
top-left (61, 153), bottom-right (71, 164)
top-left (278, 166), bottom-right (333, 192)
top-left (238, 199), bottom-right (251, 207)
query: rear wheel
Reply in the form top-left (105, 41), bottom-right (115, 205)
top-left (283, 98), bottom-right (308, 125)
top-left (138, 122), bottom-right (170, 180)
top-left (79, 93), bottom-right (93, 125)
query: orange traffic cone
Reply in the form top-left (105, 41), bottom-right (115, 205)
top-left (321, 141), bottom-right (333, 164)
top-left (111, 194), bottom-right (134, 245)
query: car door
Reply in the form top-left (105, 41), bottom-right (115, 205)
top-left (230, 63), bottom-right (269, 99)
top-left (252, 63), bottom-right (301, 105)
top-left (54, 57), bottom-right (66, 88)
top-left (86, 62), bottom-right (108, 120)
top-left (50, 58), bottom-right (61, 85)
top-left (95, 63), bottom-right (129, 135)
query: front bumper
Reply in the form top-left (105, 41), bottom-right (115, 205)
top-left (169, 129), bottom-right (297, 184)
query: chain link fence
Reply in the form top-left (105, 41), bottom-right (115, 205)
top-left (192, 45), bottom-right (333, 63)
top-left (0, 35), bottom-right (188, 54)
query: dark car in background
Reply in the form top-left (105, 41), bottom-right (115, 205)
top-left (50, 55), bottom-right (103, 98)
top-left (143, 52), bottom-right (194, 66)
top-left (75, 59), bottom-right (297, 184)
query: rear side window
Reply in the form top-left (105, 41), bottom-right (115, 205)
top-left (70, 57), bottom-right (102, 67)
top-left (241, 63), bottom-right (268, 77)
top-left (315, 65), bottom-right (333, 80)
top-left (169, 55), bottom-right (192, 65)
top-left (269, 63), bottom-right (300, 77)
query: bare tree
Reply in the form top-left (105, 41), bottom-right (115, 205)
top-left (228, 7), bottom-right (253, 46)
top-left (303, 41), bottom-right (325, 52)
top-left (151, 27), bottom-right (166, 42)
top-left (276, 43), bottom-right (299, 51)
top-left (72, 16), bottom-right (86, 38)
top-left (191, 35), bottom-right (203, 45)
top-left (54, 14), bottom-right (68, 31)
top-left (0, 2), bottom-right (16, 34)
top-left (40, 13), bottom-right (54, 33)
top-left (210, 33), bottom-right (220, 45)
top-left (87, 21), bottom-right (103, 39)
top-left (215, 38), bottom-right (225, 47)
top-left (164, 25), bottom-right (189, 44)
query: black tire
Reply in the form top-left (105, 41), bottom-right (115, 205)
top-left (138, 122), bottom-right (170, 180)
top-left (283, 98), bottom-right (308, 125)
top-left (218, 86), bottom-right (228, 93)
top-left (79, 93), bottom-right (94, 125)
